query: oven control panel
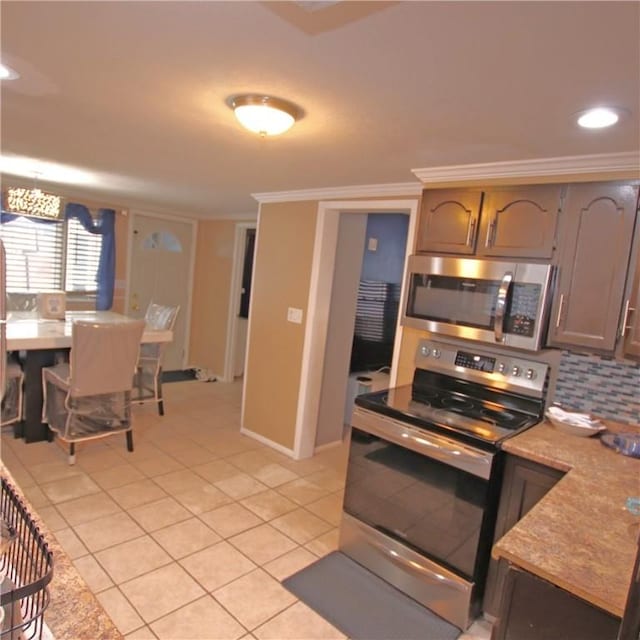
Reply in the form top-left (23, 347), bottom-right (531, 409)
top-left (454, 351), bottom-right (496, 373)
top-left (416, 339), bottom-right (548, 396)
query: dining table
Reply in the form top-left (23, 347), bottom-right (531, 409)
top-left (5, 310), bottom-right (173, 443)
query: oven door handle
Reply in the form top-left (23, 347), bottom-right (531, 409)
top-left (352, 409), bottom-right (493, 480)
top-left (494, 271), bottom-right (513, 343)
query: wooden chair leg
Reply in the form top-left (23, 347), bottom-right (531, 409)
top-left (126, 430), bottom-right (134, 452)
top-left (69, 442), bottom-right (76, 466)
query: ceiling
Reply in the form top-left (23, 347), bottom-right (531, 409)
top-left (1, 1), bottom-right (639, 219)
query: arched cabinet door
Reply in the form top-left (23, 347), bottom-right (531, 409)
top-left (478, 185), bottom-right (563, 259)
top-left (548, 182), bottom-right (639, 353)
top-left (416, 189), bottom-right (482, 254)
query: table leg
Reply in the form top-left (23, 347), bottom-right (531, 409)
top-left (20, 349), bottom-right (61, 443)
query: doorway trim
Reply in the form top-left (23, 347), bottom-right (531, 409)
top-left (293, 198), bottom-right (419, 459)
top-left (222, 221), bottom-right (257, 382)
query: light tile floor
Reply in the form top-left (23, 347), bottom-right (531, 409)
top-left (1, 379), bottom-right (491, 640)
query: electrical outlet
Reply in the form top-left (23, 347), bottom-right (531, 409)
top-left (287, 307), bottom-right (303, 324)
top-left (367, 237), bottom-right (378, 251)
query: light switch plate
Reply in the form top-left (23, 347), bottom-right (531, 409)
top-left (287, 307), bottom-right (303, 324)
top-left (367, 237), bottom-right (378, 251)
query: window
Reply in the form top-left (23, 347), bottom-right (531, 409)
top-left (0, 215), bottom-right (102, 295)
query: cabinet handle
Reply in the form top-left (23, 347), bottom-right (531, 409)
top-left (466, 218), bottom-right (477, 247)
top-left (555, 294), bottom-right (565, 328)
top-left (486, 218), bottom-right (497, 247)
top-left (621, 299), bottom-right (636, 337)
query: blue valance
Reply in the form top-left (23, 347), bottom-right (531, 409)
top-left (1, 203), bottom-right (116, 310)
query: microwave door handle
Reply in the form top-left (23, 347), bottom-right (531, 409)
top-left (494, 271), bottom-right (513, 342)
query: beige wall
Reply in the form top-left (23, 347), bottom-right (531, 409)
top-left (189, 219), bottom-right (242, 373)
top-left (243, 201), bottom-right (318, 450)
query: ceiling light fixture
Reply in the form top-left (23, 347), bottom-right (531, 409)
top-left (3, 171), bottom-right (62, 220)
top-left (576, 106), bottom-right (624, 129)
top-left (0, 63), bottom-right (20, 81)
top-left (228, 95), bottom-right (300, 136)
top-left (3, 185), bottom-right (62, 220)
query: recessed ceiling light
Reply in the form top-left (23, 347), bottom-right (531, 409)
top-left (228, 95), bottom-right (301, 136)
top-left (576, 107), bottom-right (624, 129)
top-left (0, 63), bottom-right (20, 81)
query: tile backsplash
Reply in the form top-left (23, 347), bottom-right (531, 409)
top-left (553, 351), bottom-right (640, 425)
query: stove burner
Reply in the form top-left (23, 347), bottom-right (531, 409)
top-left (441, 395), bottom-right (474, 411)
top-left (481, 407), bottom-right (518, 424)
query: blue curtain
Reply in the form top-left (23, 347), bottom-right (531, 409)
top-left (1, 203), bottom-right (116, 310)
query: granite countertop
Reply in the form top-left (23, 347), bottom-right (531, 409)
top-left (493, 418), bottom-right (640, 617)
top-left (1, 465), bottom-right (122, 640)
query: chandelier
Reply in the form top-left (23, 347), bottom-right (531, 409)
top-left (3, 186), bottom-right (62, 219)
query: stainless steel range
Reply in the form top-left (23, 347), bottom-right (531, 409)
top-left (339, 338), bottom-right (551, 631)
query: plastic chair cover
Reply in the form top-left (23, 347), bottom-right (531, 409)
top-left (133, 303), bottom-right (179, 414)
top-left (1, 360), bottom-right (23, 426)
top-left (42, 319), bottom-right (145, 442)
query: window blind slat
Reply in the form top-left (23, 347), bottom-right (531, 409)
top-left (0, 215), bottom-right (102, 294)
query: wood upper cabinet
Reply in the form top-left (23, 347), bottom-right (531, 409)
top-left (548, 182), bottom-right (640, 353)
top-left (477, 185), bottom-right (562, 259)
top-left (416, 189), bottom-right (482, 254)
top-left (416, 185), bottom-right (561, 258)
top-left (621, 222), bottom-right (640, 360)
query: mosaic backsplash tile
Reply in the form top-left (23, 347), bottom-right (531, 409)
top-left (553, 351), bottom-right (640, 426)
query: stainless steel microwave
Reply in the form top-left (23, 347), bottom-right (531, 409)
top-left (402, 255), bottom-right (555, 351)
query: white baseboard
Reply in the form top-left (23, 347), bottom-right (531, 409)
top-left (313, 438), bottom-right (345, 454)
top-left (240, 427), bottom-right (296, 458)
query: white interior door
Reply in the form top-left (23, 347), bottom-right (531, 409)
top-left (127, 212), bottom-right (195, 371)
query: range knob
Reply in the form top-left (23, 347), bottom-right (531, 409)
top-left (511, 366), bottom-right (521, 377)
top-left (432, 349), bottom-right (441, 359)
top-left (526, 368), bottom-right (537, 380)
top-left (420, 346), bottom-right (431, 357)
top-left (497, 362), bottom-right (506, 374)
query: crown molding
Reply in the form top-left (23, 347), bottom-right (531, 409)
top-left (412, 152), bottom-right (640, 184)
top-left (252, 181), bottom-right (422, 204)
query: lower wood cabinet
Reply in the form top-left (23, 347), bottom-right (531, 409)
top-left (491, 565), bottom-right (619, 640)
top-left (483, 454), bottom-right (564, 617)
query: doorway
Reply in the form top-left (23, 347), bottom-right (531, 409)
top-left (293, 199), bottom-right (419, 459)
top-left (126, 212), bottom-right (196, 371)
top-left (223, 222), bottom-right (257, 382)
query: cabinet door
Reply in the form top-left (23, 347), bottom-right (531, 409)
top-left (622, 227), bottom-right (640, 359)
top-left (548, 182), bottom-right (639, 352)
top-left (416, 189), bottom-right (482, 254)
top-left (478, 185), bottom-right (562, 259)
top-left (492, 566), bottom-right (619, 640)
top-left (483, 455), bottom-right (564, 617)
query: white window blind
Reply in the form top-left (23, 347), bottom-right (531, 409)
top-left (0, 215), bottom-right (102, 294)
top-left (65, 217), bottom-right (101, 293)
top-left (0, 216), bottom-right (64, 291)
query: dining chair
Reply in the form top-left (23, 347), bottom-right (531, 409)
top-left (1, 358), bottom-right (24, 428)
top-left (6, 292), bottom-right (38, 312)
top-left (41, 319), bottom-right (145, 464)
top-left (133, 302), bottom-right (179, 416)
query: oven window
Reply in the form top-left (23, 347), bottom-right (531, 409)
top-left (343, 428), bottom-right (488, 580)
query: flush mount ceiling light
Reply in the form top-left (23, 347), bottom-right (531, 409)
top-left (0, 63), bottom-right (20, 81)
top-left (576, 106), bottom-right (626, 129)
top-left (228, 95), bottom-right (301, 136)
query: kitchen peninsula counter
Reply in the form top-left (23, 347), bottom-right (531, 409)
top-left (0, 464), bottom-right (122, 640)
top-left (493, 418), bottom-right (640, 617)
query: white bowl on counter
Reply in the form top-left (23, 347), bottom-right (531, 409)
top-left (545, 407), bottom-right (606, 438)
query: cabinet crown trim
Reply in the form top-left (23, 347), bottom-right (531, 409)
top-left (252, 182), bottom-right (422, 203)
top-left (412, 152), bottom-right (640, 184)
